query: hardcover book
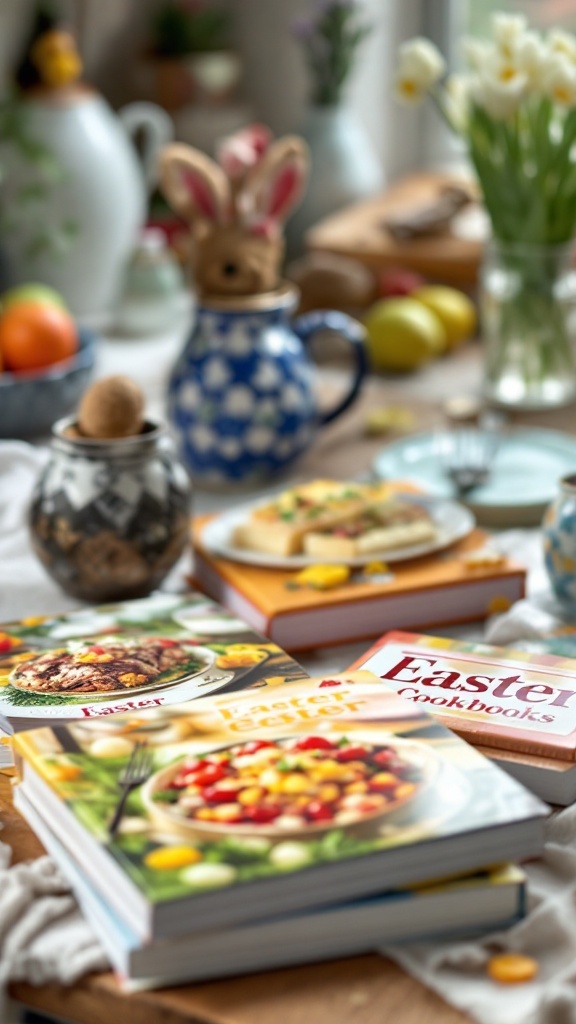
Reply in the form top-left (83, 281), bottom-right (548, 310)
top-left (350, 631), bottom-right (576, 804)
top-left (192, 519), bottom-right (526, 651)
top-left (13, 671), bottom-right (547, 943)
top-left (0, 592), bottom-right (307, 752)
top-left (18, 789), bottom-right (526, 989)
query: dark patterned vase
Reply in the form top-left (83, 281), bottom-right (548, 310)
top-left (29, 416), bottom-right (192, 602)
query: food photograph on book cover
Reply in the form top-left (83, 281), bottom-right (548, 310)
top-left (15, 673), bottom-right (544, 908)
top-left (0, 593), bottom-right (306, 722)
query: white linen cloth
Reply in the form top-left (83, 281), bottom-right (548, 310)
top-left (387, 802), bottom-right (576, 1024)
top-left (0, 838), bottom-right (109, 1022)
top-left (0, 442), bottom-right (82, 622)
top-left (4, 437), bottom-right (576, 1022)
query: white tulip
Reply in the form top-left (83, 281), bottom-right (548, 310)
top-left (462, 37), bottom-right (494, 71)
top-left (395, 37), bottom-right (446, 104)
top-left (516, 31), bottom-right (550, 91)
top-left (491, 12), bottom-right (528, 58)
top-left (544, 54), bottom-right (576, 107)
top-left (548, 28), bottom-right (576, 64)
top-left (472, 63), bottom-right (528, 119)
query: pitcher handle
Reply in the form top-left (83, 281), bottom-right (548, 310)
top-left (292, 310), bottom-right (368, 426)
top-left (118, 102), bottom-right (174, 194)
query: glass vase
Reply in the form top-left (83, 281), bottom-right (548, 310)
top-left (480, 240), bottom-right (576, 410)
top-left (285, 105), bottom-right (383, 257)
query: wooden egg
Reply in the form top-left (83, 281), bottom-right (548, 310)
top-left (78, 375), bottom-right (145, 439)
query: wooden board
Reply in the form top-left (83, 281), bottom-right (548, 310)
top-left (0, 772), bottom-right (471, 1024)
top-left (306, 172), bottom-right (482, 287)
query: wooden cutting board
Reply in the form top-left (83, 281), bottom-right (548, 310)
top-left (305, 171), bottom-right (483, 287)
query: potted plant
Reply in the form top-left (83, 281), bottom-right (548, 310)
top-left (287, 0), bottom-right (382, 254)
top-left (149, 1), bottom-right (240, 111)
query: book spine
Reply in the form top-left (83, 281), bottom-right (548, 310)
top-left (193, 551), bottom-right (270, 635)
top-left (269, 573), bottom-right (526, 652)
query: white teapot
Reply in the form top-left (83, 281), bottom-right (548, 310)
top-left (0, 91), bottom-right (173, 321)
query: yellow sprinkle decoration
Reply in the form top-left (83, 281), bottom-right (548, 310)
top-left (363, 561), bottom-right (390, 575)
top-left (487, 953), bottom-right (539, 985)
top-left (463, 549), bottom-right (506, 570)
top-left (144, 846), bottom-right (202, 871)
top-left (364, 407), bottom-right (415, 436)
top-left (292, 564), bottom-right (351, 590)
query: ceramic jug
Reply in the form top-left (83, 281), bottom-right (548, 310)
top-left (0, 92), bottom-right (173, 320)
top-left (543, 474), bottom-right (576, 605)
top-left (168, 283), bottom-right (367, 485)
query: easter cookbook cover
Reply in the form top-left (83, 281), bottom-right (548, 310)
top-left (350, 631), bottom-right (576, 804)
top-left (0, 591), bottom-right (307, 744)
top-left (13, 671), bottom-right (547, 942)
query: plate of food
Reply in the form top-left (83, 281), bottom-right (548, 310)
top-left (201, 479), bottom-right (475, 568)
top-left (143, 731), bottom-right (438, 842)
top-left (9, 635), bottom-right (217, 700)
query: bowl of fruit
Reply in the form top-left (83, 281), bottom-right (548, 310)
top-left (143, 733), bottom-right (437, 843)
top-left (0, 284), bottom-right (96, 438)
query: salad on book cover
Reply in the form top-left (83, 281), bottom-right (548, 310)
top-left (350, 631), bottom-right (576, 761)
top-left (0, 592), bottom-right (306, 725)
top-left (14, 673), bottom-right (545, 915)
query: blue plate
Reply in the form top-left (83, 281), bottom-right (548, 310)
top-left (372, 428), bottom-right (576, 527)
top-left (0, 326), bottom-right (96, 439)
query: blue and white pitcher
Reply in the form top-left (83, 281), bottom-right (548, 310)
top-left (168, 283), bottom-right (367, 485)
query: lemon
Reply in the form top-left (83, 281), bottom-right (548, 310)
top-left (364, 298), bottom-right (446, 372)
top-left (412, 285), bottom-right (476, 349)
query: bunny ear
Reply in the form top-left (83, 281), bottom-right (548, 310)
top-left (241, 136), bottom-right (309, 224)
top-left (159, 143), bottom-right (231, 224)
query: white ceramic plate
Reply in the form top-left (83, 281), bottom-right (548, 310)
top-left (372, 428), bottom-right (576, 527)
top-left (201, 495), bottom-right (476, 569)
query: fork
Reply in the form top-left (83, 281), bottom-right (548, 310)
top-left (108, 741), bottom-right (153, 839)
top-left (437, 404), bottom-right (504, 496)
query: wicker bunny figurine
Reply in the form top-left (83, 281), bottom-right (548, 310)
top-left (159, 125), bottom-right (310, 297)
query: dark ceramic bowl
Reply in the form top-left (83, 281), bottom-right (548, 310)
top-left (0, 327), bottom-right (96, 439)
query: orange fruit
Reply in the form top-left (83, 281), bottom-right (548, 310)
top-left (0, 301), bottom-right (78, 372)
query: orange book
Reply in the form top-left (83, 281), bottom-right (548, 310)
top-left (192, 518), bottom-right (526, 653)
top-left (349, 631), bottom-right (576, 805)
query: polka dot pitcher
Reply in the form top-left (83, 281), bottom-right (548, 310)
top-left (168, 283), bottom-right (367, 485)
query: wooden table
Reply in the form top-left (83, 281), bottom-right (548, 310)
top-left (5, 341), bottom-right (576, 1024)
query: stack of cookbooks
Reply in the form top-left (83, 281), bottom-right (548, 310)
top-left (12, 649), bottom-right (548, 989)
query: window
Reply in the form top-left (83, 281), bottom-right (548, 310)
top-left (420, 0), bottom-right (576, 171)
top-left (466, 0), bottom-right (576, 36)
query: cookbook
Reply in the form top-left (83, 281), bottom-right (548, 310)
top-left (18, 789), bottom-right (526, 989)
top-left (350, 631), bottom-right (576, 804)
top-left (192, 518), bottom-right (526, 651)
top-left (13, 671), bottom-right (547, 942)
top-left (0, 592), bottom-right (307, 739)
